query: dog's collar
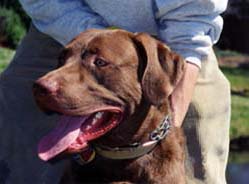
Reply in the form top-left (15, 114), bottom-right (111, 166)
top-left (73, 115), bottom-right (171, 164)
top-left (94, 115), bottom-right (171, 160)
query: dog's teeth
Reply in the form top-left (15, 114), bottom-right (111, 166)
top-left (92, 119), bottom-right (98, 125)
top-left (86, 125), bottom-right (92, 130)
top-left (95, 112), bottom-right (104, 119)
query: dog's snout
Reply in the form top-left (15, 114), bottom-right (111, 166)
top-left (33, 79), bottom-right (59, 96)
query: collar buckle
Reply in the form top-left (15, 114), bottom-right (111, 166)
top-left (73, 148), bottom-right (96, 166)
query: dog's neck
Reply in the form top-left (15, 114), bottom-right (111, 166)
top-left (130, 99), bottom-right (171, 143)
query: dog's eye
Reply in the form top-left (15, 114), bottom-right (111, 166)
top-left (94, 59), bottom-right (109, 67)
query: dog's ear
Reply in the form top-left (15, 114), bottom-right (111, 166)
top-left (133, 33), bottom-right (185, 106)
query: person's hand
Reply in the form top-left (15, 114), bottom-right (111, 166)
top-left (170, 62), bottom-right (200, 127)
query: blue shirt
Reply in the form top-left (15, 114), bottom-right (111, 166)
top-left (19, 0), bottom-right (228, 67)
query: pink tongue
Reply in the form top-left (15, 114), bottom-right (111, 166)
top-left (38, 115), bottom-right (88, 161)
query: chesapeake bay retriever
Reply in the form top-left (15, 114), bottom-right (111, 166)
top-left (33, 29), bottom-right (186, 184)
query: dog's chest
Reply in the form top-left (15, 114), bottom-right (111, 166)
top-left (62, 155), bottom-right (160, 184)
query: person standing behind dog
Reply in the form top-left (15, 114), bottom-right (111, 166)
top-left (0, 0), bottom-right (230, 183)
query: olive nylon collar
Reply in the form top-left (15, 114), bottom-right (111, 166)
top-left (94, 115), bottom-right (171, 160)
top-left (73, 115), bottom-right (171, 164)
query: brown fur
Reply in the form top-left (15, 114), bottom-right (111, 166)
top-left (33, 29), bottom-right (186, 184)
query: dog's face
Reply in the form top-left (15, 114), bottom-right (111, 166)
top-left (33, 29), bottom-right (185, 161)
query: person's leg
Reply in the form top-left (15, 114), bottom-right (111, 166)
top-left (0, 25), bottom-right (68, 183)
top-left (184, 49), bottom-right (231, 184)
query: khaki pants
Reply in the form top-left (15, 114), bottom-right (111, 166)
top-left (184, 50), bottom-right (231, 183)
top-left (0, 25), bottom-right (230, 184)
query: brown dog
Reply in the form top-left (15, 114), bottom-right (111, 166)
top-left (33, 29), bottom-right (186, 184)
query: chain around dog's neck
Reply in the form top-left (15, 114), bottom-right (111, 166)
top-left (94, 115), bottom-right (171, 159)
top-left (73, 115), bottom-right (171, 164)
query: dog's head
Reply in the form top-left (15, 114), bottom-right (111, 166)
top-left (33, 29), bottom-right (185, 161)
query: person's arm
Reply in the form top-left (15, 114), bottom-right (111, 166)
top-left (19, 0), bottom-right (108, 45)
top-left (154, 0), bottom-right (228, 127)
top-left (169, 63), bottom-right (199, 127)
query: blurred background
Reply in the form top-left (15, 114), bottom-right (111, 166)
top-left (0, 0), bottom-right (248, 183)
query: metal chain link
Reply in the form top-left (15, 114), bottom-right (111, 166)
top-left (150, 115), bottom-right (171, 141)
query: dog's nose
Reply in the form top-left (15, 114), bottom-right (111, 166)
top-left (33, 79), bottom-right (59, 96)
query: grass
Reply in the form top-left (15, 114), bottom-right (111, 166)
top-left (0, 47), bottom-right (15, 73)
top-left (214, 47), bottom-right (247, 58)
top-left (229, 151), bottom-right (249, 164)
top-left (217, 49), bottom-right (249, 139)
top-left (230, 95), bottom-right (249, 139)
top-left (221, 67), bottom-right (249, 92)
